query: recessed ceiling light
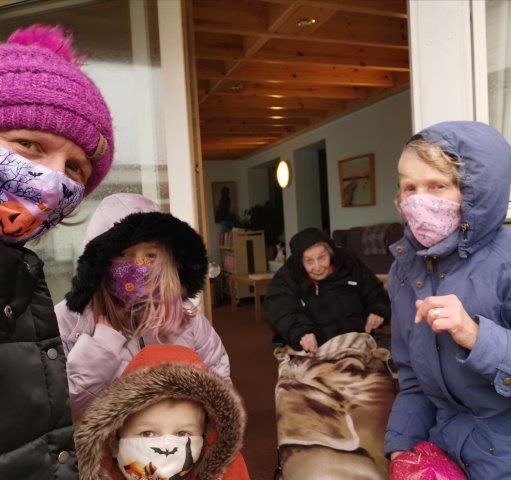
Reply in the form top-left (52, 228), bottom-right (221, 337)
top-left (297, 18), bottom-right (316, 27)
top-left (270, 116), bottom-right (284, 119)
top-left (270, 106), bottom-right (284, 110)
top-left (228, 83), bottom-right (244, 92)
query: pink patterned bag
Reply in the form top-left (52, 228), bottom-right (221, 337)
top-left (390, 441), bottom-right (466, 480)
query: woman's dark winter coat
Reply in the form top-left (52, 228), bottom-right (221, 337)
top-left (265, 236), bottom-right (390, 350)
top-left (0, 241), bottom-right (76, 478)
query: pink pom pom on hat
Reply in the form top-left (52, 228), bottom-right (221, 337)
top-left (0, 24), bottom-right (114, 194)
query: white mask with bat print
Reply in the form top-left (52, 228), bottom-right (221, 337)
top-left (117, 435), bottom-right (204, 479)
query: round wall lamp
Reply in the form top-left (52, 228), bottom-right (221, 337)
top-left (276, 160), bottom-right (292, 188)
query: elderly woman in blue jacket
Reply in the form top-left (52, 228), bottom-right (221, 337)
top-left (385, 121), bottom-right (511, 479)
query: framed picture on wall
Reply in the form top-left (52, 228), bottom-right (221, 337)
top-left (212, 181), bottom-right (237, 223)
top-left (338, 154), bottom-right (375, 207)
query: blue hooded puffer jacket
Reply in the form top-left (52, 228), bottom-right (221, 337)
top-left (384, 121), bottom-right (511, 479)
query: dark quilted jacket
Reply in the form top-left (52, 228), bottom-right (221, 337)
top-left (265, 247), bottom-right (391, 350)
top-left (0, 241), bottom-right (77, 479)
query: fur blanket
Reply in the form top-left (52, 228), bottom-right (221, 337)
top-left (274, 332), bottom-right (396, 480)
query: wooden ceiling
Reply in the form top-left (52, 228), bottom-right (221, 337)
top-left (192, 0), bottom-right (409, 161)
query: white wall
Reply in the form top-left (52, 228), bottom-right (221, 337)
top-left (324, 92), bottom-right (410, 231)
top-left (247, 166), bottom-right (271, 207)
top-left (203, 90), bottom-right (412, 256)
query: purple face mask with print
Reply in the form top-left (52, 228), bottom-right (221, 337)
top-left (0, 147), bottom-right (85, 243)
top-left (106, 259), bottom-right (154, 304)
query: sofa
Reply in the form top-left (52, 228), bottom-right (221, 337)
top-left (332, 222), bottom-right (404, 274)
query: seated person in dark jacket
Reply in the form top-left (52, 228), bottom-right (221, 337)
top-left (265, 228), bottom-right (391, 353)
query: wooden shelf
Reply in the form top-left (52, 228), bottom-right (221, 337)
top-left (220, 229), bottom-right (267, 297)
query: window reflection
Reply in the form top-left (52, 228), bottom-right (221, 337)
top-left (0, 0), bottom-right (168, 301)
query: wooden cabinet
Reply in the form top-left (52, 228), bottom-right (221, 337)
top-left (220, 229), bottom-right (267, 298)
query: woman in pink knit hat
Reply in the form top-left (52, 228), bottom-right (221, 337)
top-left (0, 24), bottom-right (114, 478)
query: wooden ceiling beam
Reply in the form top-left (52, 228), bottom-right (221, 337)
top-left (259, 0), bottom-right (407, 20)
top-left (194, 9), bottom-right (408, 50)
top-left (195, 45), bottom-right (244, 61)
top-left (201, 117), bottom-right (310, 126)
top-left (202, 131), bottom-right (285, 137)
top-left (196, 40), bottom-right (410, 72)
top-left (203, 135), bottom-right (279, 142)
top-left (192, 0), bottom-right (268, 32)
top-left (200, 106), bottom-right (327, 119)
top-left (203, 144), bottom-right (274, 151)
top-left (199, 0), bottom-right (300, 104)
top-left (203, 142), bottom-right (275, 151)
top-left (216, 82), bottom-right (368, 99)
top-left (274, 5), bottom-right (338, 37)
top-left (197, 61), bottom-right (394, 87)
top-left (202, 94), bottom-right (346, 109)
top-left (201, 124), bottom-right (296, 135)
top-left (194, 24), bottom-right (407, 50)
top-left (254, 39), bottom-right (409, 71)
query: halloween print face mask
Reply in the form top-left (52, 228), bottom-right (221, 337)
top-left (0, 147), bottom-right (84, 243)
top-left (117, 435), bottom-right (203, 479)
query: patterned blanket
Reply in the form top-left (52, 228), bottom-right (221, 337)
top-left (274, 332), bottom-right (396, 480)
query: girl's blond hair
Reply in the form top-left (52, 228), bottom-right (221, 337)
top-left (92, 243), bottom-right (192, 339)
top-left (395, 139), bottom-right (462, 209)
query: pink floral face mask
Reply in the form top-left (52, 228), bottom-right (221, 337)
top-left (400, 194), bottom-right (461, 247)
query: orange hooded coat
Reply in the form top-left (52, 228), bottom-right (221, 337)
top-left (74, 344), bottom-right (250, 480)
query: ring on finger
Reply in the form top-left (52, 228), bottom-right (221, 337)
top-left (432, 308), bottom-right (442, 320)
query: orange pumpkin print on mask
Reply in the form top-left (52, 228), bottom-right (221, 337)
top-left (0, 201), bottom-right (43, 238)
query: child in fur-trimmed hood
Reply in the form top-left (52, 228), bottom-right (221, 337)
top-left (56, 193), bottom-right (231, 419)
top-left (74, 344), bottom-right (249, 480)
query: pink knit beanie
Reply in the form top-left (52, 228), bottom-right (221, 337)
top-left (0, 24), bottom-right (114, 194)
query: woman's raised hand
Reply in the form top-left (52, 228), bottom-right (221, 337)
top-left (300, 333), bottom-right (318, 354)
top-left (415, 294), bottom-right (479, 350)
top-left (365, 313), bottom-right (384, 333)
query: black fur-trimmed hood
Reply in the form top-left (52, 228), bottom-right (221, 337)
top-left (65, 193), bottom-right (207, 313)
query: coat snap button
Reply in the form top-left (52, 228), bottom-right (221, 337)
top-left (415, 280), bottom-right (423, 289)
top-left (439, 273), bottom-right (446, 279)
top-left (395, 245), bottom-right (404, 254)
top-left (489, 447), bottom-right (496, 454)
top-left (436, 344), bottom-right (441, 352)
top-left (3, 305), bottom-right (13, 318)
top-left (503, 377), bottom-right (511, 386)
top-left (47, 348), bottom-right (58, 360)
top-left (58, 451), bottom-right (70, 463)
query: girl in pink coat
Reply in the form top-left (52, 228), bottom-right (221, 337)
top-left (55, 193), bottom-right (230, 418)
